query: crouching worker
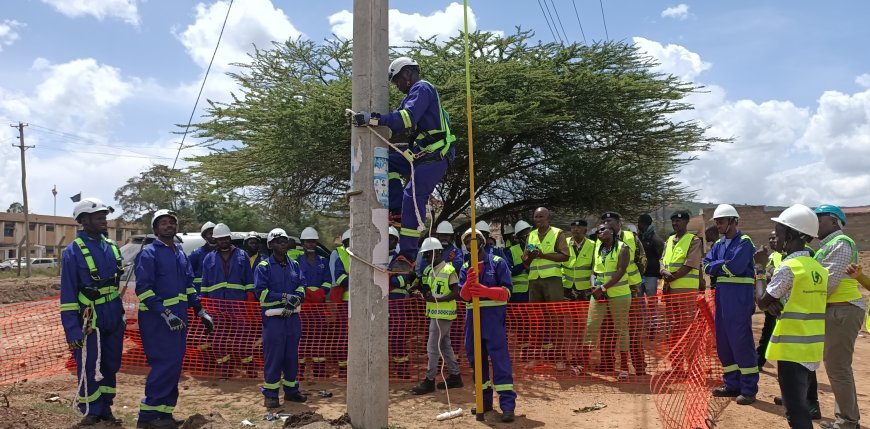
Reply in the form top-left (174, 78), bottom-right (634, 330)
top-left (459, 229), bottom-right (516, 423)
top-left (411, 237), bottom-right (463, 394)
top-left (254, 228), bottom-right (308, 408)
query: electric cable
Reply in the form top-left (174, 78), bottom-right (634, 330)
top-left (571, 0), bottom-right (587, 43)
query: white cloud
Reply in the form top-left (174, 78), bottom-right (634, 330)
top-left (855, 73), bottom-right (870, 88)
top-left (635, 37), bottom-right (870, 207)
top-left (0, 20), bottom-right (24, 51)
top-left (40, 0), bottom-right (140, 26)
top-left (661, 4), bottom-right (690, 21)
top-left (329, 2), bottom-right (480, 46)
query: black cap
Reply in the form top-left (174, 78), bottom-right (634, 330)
top-left (570, 219), bottom-right (588, 227)
top-left (600, 212), bottom-right (621, 220)
top-left (670, 211), bottom-right (691, 220)
top-left (638, 214), bottom-right (653, 225)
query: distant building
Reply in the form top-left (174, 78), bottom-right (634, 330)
top-left (0, 212), bottom-right (140, 260)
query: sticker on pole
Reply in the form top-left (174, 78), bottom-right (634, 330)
top-left (373, 146), bottom-right (389, 209)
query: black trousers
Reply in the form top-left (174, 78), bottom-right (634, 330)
top-left (778, 361), bottom-right (814, 429)
top-left (756, 312), bottom-right (777, 366)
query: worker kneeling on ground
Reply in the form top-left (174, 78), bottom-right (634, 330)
top-left (755, 205), bottom-right (827, 429)
top-left (254, 228), bottom-right (308, 408)
top-left (411, 237), bottom-right (463, 395)
top-left (61, 198), bottom-right (125, 427)
top-left (459, 229), bottom-right (516, 423)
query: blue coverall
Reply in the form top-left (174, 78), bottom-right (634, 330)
top-left (458, 254), bottom-right (517, 412)
top-left (60, 232), bottom-right (125, 418)
top-left (388, 251), bottom-right (414, 376)
top-left (188, 245), bottom-right (212, 292)
top-left (703, 231), bottom-right (759, 397)
top-left (380, 80), bottom-right (455, 258)
top-left (135, 239), bottom-right (201, 423)
top-left (296, 254), bottom-right (331, 376)
top-left (254, 256), bottom-right (306, 399)
top-left (200, 246), bottom-right (255, 370)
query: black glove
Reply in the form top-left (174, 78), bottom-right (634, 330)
top-left (353, 111), bottom-right (380, 127)
top-left (161, 310), bottom-right (186, 332)
top-left (197, 309), bottom-right (215, 335)
top-left (286, 294), bottom-right (302, 310)
top-left (80, 287), bottom-right (101, 301)
top-left (68, 339), bottom-right (84, 350)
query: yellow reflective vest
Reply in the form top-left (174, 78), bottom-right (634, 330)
top-left (594, 241), bottom-right (631, 298)
top-left (423, 263), bottom-right (457, 320)
top-left (527, 226), bottom-right (563, 280)
top-left (662, 233), bottom-right (700, 290)
top-left (562, 237), bottom-right (594, 290)
top-left (765, 255), bottom-right (828, 363)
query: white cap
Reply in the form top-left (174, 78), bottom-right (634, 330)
top-left (388, 226), bottom-right (399, 238)
top-left (245, 231), bottom-right (260, 241)
top-left (341, 229), bottom-right (351, 242)
top-left (514, 220), bottom-right (532, 234)
top-left (388, 56), bottom-right (418, 82)
top-left (503, 224), bottom-right (514, 235)
top-left (475, 220), bottom-right (490, 234)
top-left (212, 223), bottom-right (231, 239)
top-left (713, 204), bottom-right (740, 219)
top-left (435, 221), bottom-right (454, 235)
top-left (73, 197), bottom-right (113, 221)
top-left (420, 237), bottom-right (443, 253)
top-left (267, 228), bottom-right (289, 244)
top-left (300, 227), bottom-right (319, 240)
top-left (151, 209), bottom-right (178, 229)
top-left (200, 221), bottom-right (216, 233)
top-left (771, 204), bottom-right (819, 238)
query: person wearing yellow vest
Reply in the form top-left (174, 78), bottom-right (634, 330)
top-left (506, 220), bottom-right (532, 303)
top-left (330, 229), bottom-right (351, 376)
top-left (755, 204), bottom-right (827, 429)
top-left (844, 264), bottom-right (870, 332)
top-left (578, 224), bottom-right (633, 380)
top-left (660, 211), bottom-right (703, 294)
top-left (563, 220), bottom-right (595, 301)
top-left (522, 207), bottom-right (569, 368)
top-left (755, 231), bottom-right (782, 370)
top-left (410, 238), bottom-right (463, 395)
top-left (61, 198), bottom-right (126, 426)
top-left (813, 205), bottom-right (865, 429)
top-left (703, 204), bottom-right (759, 405)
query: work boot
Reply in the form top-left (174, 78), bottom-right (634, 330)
top-left (436, 373), bottom-right (464, 389)
top-left (736, 395), bottom-right (756, 405)
top-left (501, 410), bottom-right (515, 423)
top-left (264, 397), bottom-right (280, 408)
top-left (285, 392), bottom-right (308, 403)
top-left (808, 401), bottom-right (822, 420)
top-left (100, 412), bottom-right (123, 426)
top-left (410, 378), bottom-right (436, 395)
top-left (135, 418), bottom-right (177, 429)
top-left (78, 415), bottom-right (101, 426)
top-left (712, 386), bottom-right (740, 397)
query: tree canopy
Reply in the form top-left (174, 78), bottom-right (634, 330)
top-left (187, 30), bottom-right (725, 228)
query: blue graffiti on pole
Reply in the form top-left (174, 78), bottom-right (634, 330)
top-left (373, 146), bottom-right (389, 208)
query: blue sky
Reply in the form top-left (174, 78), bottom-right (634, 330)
top-left (2, 0), bottom-right (870, 219)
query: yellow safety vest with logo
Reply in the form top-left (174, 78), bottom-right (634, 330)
top-left (765, 256), bottom-right (828, 363)
top-left (593, 241), bottom-right (631, 298)
top-left (423, 263), bottom-right (457, 320)
top-left (336, 245), bottom-right (350, 301)
top-left (562, 237), bottom-right (594, 290)
top-left (508, 244), bottom-right (529, 294)
top-left (815, 234), bottom-right (862, 303)
top-left (662, 233), bottom-right (700, 290)
top-left (527, 226), bottom-right (563, 280)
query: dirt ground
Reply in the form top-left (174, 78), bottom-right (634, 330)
top-left (0, 276), bottom-right (59, 304)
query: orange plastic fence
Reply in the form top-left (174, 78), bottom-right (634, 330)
top-left (0, 290), bottom-right (720, 427)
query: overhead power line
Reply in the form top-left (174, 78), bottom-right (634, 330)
top-left (536, 0), bottom-right (560, 43)
top-left (541, 0), bottom-right (564, 44)
top-left (571, 0), bottom-right (587, 44)
top-left (548, 0), bottom-right (570, 44)
top-left (599, 0), bottom-right (610, 40)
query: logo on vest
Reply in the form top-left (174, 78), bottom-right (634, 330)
top-left (811, 270), bottom-right (823, 285)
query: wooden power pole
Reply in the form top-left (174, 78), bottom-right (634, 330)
top-left (347, 1), bottom-right (390, 428)
top-left (11, 122), bottom-right (33, 278)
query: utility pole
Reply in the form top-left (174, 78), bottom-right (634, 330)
top-left (347, 1), bottom-right (389, 428)
top-left (11, 122), bottom-right (33, 278)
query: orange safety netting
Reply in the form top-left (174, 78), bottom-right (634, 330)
top-left (0, 290), bottom-right (720, 427)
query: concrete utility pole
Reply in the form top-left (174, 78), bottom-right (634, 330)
top-left (11, 122), bottom-right (33, 278)
top-left (346, 1), bottom-right (389, 428)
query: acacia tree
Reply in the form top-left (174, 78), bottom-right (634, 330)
top-left (188, 30), bottom-right (725, 227)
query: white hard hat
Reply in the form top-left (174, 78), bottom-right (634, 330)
top-left (771, 204), bottom-right (819, 238)
top-left (461, 228), bottom-right (485, 242)
top-left (388, 226), bottom-right (399, 238)
top-left (503, 224), bottom-right (514, 235)
top-left (300, 226), bottom-right (319, 240)
top-left (267, 228), bottom-right (289, 244)
top-left (626, 224), bottom-right (638, 234)
top-left (388, 56), bottom-right (418, 82)
top-left (475, 220), bottom-right (491, 234)
top-left (245, 231), bottom-right (260, 241)
top-left (435, 221), bottom-right (454, 235)
top-left (341, 229), bottom-right (351, 242)
top-left (212, 223), bottom-right (231, 239)
top-left (151, 209), bottom-right (178, 229)
top-left (73, 197), bottom-right (113, 221)
top-left (420, 237), bottom-right (443, 253)
top-left (514, 220), bottom-right (532, 234)
top-left (200, 221), bottom-right (216, 233)
top-left (713, 204), bottom-right (740, 219)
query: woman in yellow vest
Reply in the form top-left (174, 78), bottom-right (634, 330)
top-left (756, 205), bottom-right (827, 429)
top-left (580, 224), bottom-right (632, 381)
